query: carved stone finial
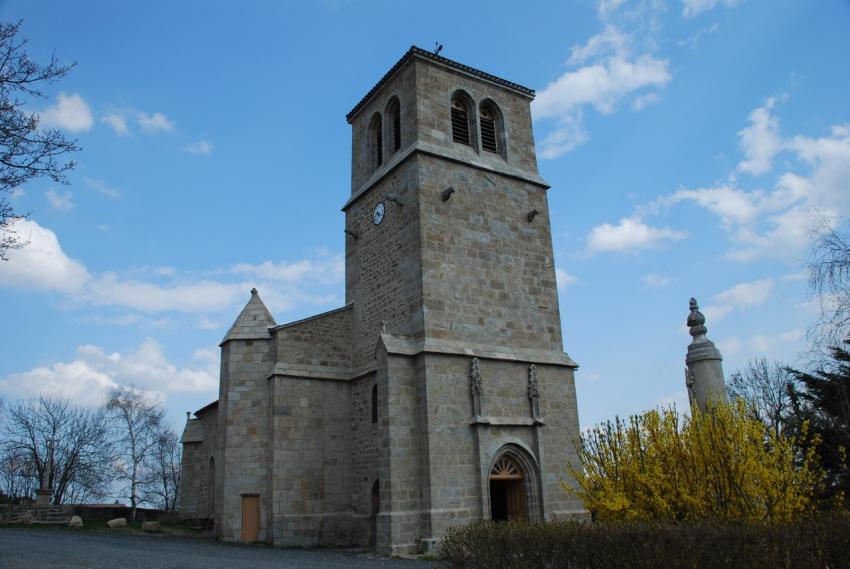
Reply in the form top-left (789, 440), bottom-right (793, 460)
top-left (528, 364), bottom-right (541, 421)
top-left (528, 364), bottom-right (540, 399)
top-left (186, 411), bottom-right (191, 422)
top-left (470, 358), bottom-right (483, 396)
top-left (687, 297), bottom-right (707, 338)
top-left (250, 288), bottom-right (258, 296)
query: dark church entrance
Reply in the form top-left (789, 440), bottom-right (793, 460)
top-left (489, 457), bottom-right (527, 521)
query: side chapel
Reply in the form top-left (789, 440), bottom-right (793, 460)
top-left (180, 46), bottom-right (585, 554)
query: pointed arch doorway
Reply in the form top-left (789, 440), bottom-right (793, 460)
top-left (489, 456), bottom-right (527, 521)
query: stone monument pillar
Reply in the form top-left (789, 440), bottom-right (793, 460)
top-left (35, 440), bottom-right (54, 506)
top-left (685, 298), bottom-right (728, 412)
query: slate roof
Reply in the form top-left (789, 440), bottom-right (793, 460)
top-left (346, 45), bottom-right (536, 122)
top-left (220, 288), bottom-right (277, 345)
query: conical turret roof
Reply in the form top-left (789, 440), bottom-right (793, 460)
top-left (220, 288), bottom-right (276, 344)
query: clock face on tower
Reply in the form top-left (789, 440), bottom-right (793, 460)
top-left (373, 202), bottom-right (385, 225)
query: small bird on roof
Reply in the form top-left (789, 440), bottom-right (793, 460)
top-left (435, 42), bottom-right (443, 55)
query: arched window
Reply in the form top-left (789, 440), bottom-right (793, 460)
top-left (386, 97), bottom-right (401, 154)
top-left (371, 384), bottom-right (378, 424)
top-left (479, 100), bottom-right (503, 155)
top-left (450, 92), bottom-right (473, 147)
top-left (368, 113), bottom-right (383, 172)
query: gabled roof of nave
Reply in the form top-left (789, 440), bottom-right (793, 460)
top-left (346, 45), bottom-right (536, 123)
top-left (220, 288), bottom-right (277, 345)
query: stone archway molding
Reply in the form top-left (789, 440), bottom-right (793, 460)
top-left (486, 442), bottom-right (543, 522)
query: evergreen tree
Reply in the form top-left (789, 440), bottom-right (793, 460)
top-left (787, 341), bottom-right (850, 505)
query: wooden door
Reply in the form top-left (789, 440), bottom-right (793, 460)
top-left (241, 495), bottom-right (259, 543)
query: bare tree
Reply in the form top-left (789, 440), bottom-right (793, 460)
top-left (807, 219), bottom-right (850, 354)
top-left (0, 396), bottom-right (112, 504)
top-left (727, 358), bottom-right (793, 437)
top-left (105, 387), bottom-right (165, 520)
top-left (141, 429), bottom-right (181, 511)
top-left (0, 20), bottom-right (80, 260)
top-left (0, 448), bottom-right (37, 502)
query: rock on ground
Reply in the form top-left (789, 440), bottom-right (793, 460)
top-left (68, 515), bottom-right (83, 528)
top-left (106, 517), bottom-right (127, 528)
top-left (142, 521), bottom-right (160, 533)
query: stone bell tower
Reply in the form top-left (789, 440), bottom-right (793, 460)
top-left (343, 47), bottom-right (585, 553)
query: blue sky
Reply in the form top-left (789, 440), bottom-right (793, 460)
top-left (0, 0), bottom-right (848, 433)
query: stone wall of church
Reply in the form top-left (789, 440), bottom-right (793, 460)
top-left (274, 306), bottom-right (352, 373)
top-left (270, 375), bottom-right (352, 547)
top-left (179, 407), bottom-right (219, 520)
top-left (345, 158), bottom-right (424, 370)
top-left (417, 156), bottom-right (562, 352)
top-left (350, 62), bottom-right (418, 192)
top-left (219, 338), bottom-right (275, 542)
top-left (350, 372), bottom-right (379, 545)
top-left (375, 350), bottom-right (424, 554)
top-left (412, 58), bottom-right (539, 177)
top-left (369, 347), bottom-right (584, 553)
top-left (179, 441), bottom-right (205, 518)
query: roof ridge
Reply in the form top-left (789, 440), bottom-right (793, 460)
top-left (346, 45), bottom-right (535, 123)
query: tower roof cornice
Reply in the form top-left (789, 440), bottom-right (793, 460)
top-left (346, 45), bottom-right (536, 123)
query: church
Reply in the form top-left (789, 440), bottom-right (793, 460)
top-left (179, 46), bottom-right (584, 554)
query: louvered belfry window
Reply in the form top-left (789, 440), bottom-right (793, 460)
top-left (480, 106), bottom-right (499, 153)
top-left (451, 99), bottom-right (471, 145)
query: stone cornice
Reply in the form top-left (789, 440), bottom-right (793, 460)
top-left (342, 142), bottom-right (549, 212)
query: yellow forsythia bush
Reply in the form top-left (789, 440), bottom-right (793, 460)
top-left (568, 400), bottom-right (825, 522)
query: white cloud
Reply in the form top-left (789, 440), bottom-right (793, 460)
top-left (84, 177), bottom-right (121, 199)
top-left (716, 336), bottom-right (741, 356)
top-left (87, 275), bottom-right (246, 313)
top-left (780, 328), bottom-right (804, 343)
top-left (230, 257), bottom-right (345, 285)
top-left (782, 271), bottom-right (807, 282)
top-left (10, 188), bottom-right (25, 199)
top-left (640, 273), bottom-right (677, 288)
top-left (37, 92), bottom-right (93, 132)
top-left (0, 339), bottom-right (218, 408)
top-left (198, 317), bottom-right (221, 330)
top-left (712, 278), bottom-right (773, 307)
top-left (0, 219), bottom-right (345, 317)
top-left (0, 219), bottom-right (90, 293)
top-left (751, 333), bottom-right (771, 353)
top-left (682, 0), bottom-right (740, 18)
top-left (661, 185), bottom-right (764, 226)
top-left (737, 98), bottom-right (781, 175)
top-left (102, 113), bottom-right (129, 136)
top-left (678, 22), bottom-right (720, 49)
top-left (587, 217), bottom-right (686, 253)
top-left (700, 279), bottom-right (773, 323)
top-left (182, 140), bottom-right (214, 155)
top-left (632, 92), bottom-right (660, 110)
top-left (45, 188), bottom-right (74, 211)
top-left (555, 268), bottom-right (578, 292)
top-left (136, 111), bottom-right (175, 133)
top-left (621, 108), bottom-right (850, 263)
top-left (533, 3), bottom-right (671, 158)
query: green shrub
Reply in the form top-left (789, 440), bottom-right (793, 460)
top-left (438, 516), bottom-right (850, 569)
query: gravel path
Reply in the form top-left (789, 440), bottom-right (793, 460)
top-left (0, 528), bottom-right (441, 569)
